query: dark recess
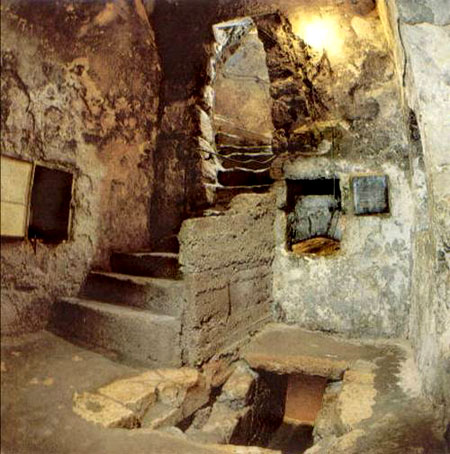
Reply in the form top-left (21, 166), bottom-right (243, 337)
top-left (285, 178), bottom-right (341, 212)
top-left (28, 165), bottom-right (73, 243)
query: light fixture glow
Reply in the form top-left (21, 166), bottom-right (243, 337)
top-left (303, 18), bottom-right (331, 50)
top-left (291, 14), bottom-right (344, 59)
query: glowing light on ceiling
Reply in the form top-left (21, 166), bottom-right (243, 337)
top-left (291, 15), bottom-right (344, 59)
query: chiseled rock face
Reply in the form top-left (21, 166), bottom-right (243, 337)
top-left (398, 9), bottom-right (450, 418)
top-left (213, 27), bottom-right (274, 141)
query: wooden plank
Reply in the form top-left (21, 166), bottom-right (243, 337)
top-left (1, 155), bottom-right (33, 237)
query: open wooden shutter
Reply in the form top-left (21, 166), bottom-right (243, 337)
top-left (1, 155), bottom-right (33, 238)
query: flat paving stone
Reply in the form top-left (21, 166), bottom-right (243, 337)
top-left (242, 323), bottom-right (380, 379)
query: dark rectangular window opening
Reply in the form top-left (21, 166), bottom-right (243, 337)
top-left (286, 178), bottom-right (341, 212)
top-left (286, 178), bottom-right (342, 255)
top-left (28, 165), bottom-right (73, 243)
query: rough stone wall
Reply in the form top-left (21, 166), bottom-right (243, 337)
top-left (151, 0), bottom-right (416, 341)
top-left (148, 0), bottom-right (218, 251)
top-left (380, 0), bottom-right (450, 421)
top-left (253, 13), bottom-right (329, 153)
top-left (148, 0), bottom-right (357, 246)
top-left (213, 27), bottom-right (274, 139)
top-left (178, 193), bottom-right (275, 364)
top-left (269, 3), bottom-right (414, 338)
top-left (1, 0), bottom-right (161, 334)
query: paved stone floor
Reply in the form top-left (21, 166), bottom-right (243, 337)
top-left (0, 331), bottom-right (250, 454)
top-left (1, 326), bottom-right (448, 454)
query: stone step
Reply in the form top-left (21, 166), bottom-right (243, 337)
top-left (217, 169), bottom-right (273, 187)
top-left (214, 185), bottom-right (272, 207)
top-left (49, 297), bottom-right (182, 368)
top-left (80, 271), bottom-right (184, 316)
top-left (111, 251), bottom-right (181, 279)
top-left (220, 153), bottom-right (274, 171)
top-left (214, 125), bottom-right (272, 148)
top-left (217, 144), bottom-right (273, 156)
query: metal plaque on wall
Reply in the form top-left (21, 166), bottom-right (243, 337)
top-left (352, 175), bottom-right (389, 215)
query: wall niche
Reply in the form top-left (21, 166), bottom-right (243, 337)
top-left (285, 178), bottom-right (341, 256)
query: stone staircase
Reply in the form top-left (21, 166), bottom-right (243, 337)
top-left (49, 252), bottom-right (184, 368)
top-left (213, 130), bottom-right (275, 208)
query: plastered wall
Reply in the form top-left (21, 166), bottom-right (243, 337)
top-left (273, 160), bottom-right (414, 338)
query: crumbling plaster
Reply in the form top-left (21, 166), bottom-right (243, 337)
top-left (273, 159), bottom-right (414, 338)
top-left (1, 0), bottom-right (161, 334)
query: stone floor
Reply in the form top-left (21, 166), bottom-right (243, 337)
top-left (0, 331), bottom-right (273, 454)
top-left (242, 324), bottom-right (448, 454)
top-left (1, 326), bottom-right (448, 454)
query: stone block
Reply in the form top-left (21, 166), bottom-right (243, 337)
top-left (313, 381), bottom-right (345, 443)
top-left (202, 358), bottom-right (236, 388)
top-left (179, 193), bottom-right (275, 273)
top-left (198, 107), bottom-right (215, 144)
top-left (74, 367), bottom-right (210, 431)
top-left (141, 402), bottom-right (181, 429)
top-left (50, 297), bottom-right (182, 368)
top-left (229, 268), bottom-right (272, 313)
top-left (187, 402), bottom-right (249, 444)
top-left (218, 361), bottom-right (257, 410)
top-left (98, 375), bottom-right (158, 417)
top-left (73, 392), bottom-right (138, 429)
top-left (187, 282), bottom-right (230, 325)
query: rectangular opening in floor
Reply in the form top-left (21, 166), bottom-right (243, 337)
top-left (178, 368), bottom-right (327, 454)
top-left (71, 361), bottom-right (337, 454)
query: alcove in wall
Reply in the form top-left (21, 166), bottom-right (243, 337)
top-left (285, 178), bottom-right (342, 256)
top-left (28, 165), bottom-right (73, 243)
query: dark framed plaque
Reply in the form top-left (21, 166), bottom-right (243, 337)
top-left (351, 175), bottom-right (389, 215)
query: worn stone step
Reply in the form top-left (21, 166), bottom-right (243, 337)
top-left (49, 297), bottom-right (182, 368)
top-left (217, 144), bottom-right (273, 156)
top-left (217, 169), bottom-right (273, 187)
top-left (220, 153), bottom-right (274, 171)
top-left (111, 251), bottom-right (181, 279)
top-left (81, 271), bottom-right (184, 316)
top-left (214, 124), bottom-right (272, 148)
top-left (214, 185), bottom-right (272, 207)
